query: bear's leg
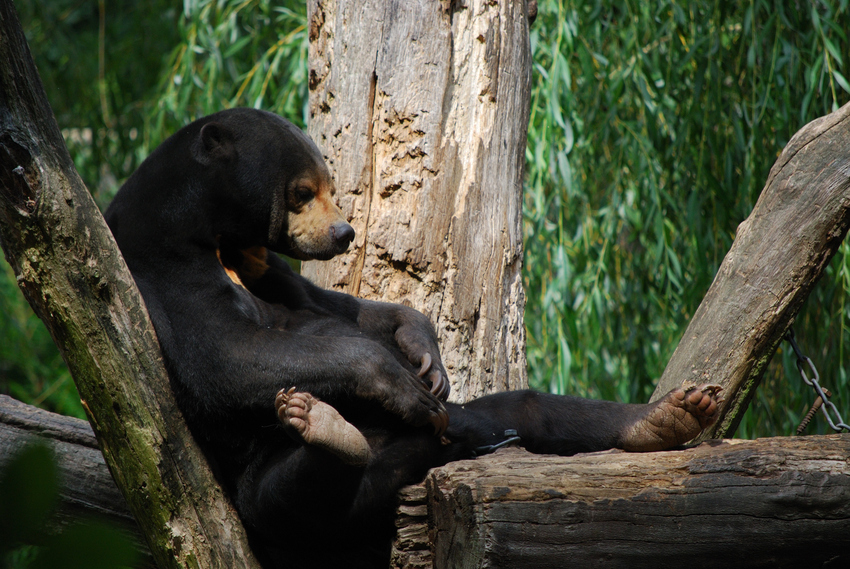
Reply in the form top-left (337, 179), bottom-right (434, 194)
top-left (275, 387), bottom-right (372, 466)
top-left (447, 383), bottom-right (723, 456)
top-left (245, 445), bottom-right (395, 569)
top-left (247, 399), bottom-right (440, 569)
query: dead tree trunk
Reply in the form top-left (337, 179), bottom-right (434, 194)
top-left (303, 0), bottom-right (532, 400)
top-left (651, 101), bottom-right (850, 440)
top-left (0, 2), bottom-right (259, 567)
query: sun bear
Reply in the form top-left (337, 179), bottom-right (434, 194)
top-left (105, 108), bottom-right (721, 569)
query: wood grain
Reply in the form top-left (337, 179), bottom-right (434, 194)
top-left (400, 436), bottom-right (850, 569)
top-left (304, 0), bottom-right (533, 401)
top-left (0, 395), bottom-right (150, 564)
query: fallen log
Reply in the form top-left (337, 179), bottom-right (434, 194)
top-left (4, 396), bottom-right (846, 569)
top-left (0, 395), bottom-right (154, 567)
top-left (393, 436), bottom-right (850, 569)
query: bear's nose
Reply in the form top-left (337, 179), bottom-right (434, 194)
top-left (332, 222), bottom-right (355, 248)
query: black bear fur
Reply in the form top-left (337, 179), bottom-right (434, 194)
top-left (105, 108), bottom-right (711, 569)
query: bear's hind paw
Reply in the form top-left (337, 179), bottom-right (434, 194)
top-left (619, 384), bottom-right (723, 452)
top-left (275, 388), bottom-right (372, 466)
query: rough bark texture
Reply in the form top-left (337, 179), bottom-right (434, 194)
top-left (393, 436), bottom-right (850, 569)
top-left (7, 395), bottom-right (844, 569)
top-left (0, 3), bottom-right (259, 567)
top-left (303, 0), bottom-right (532, 401)
top-left (651, 101), bottom-right (850, 440)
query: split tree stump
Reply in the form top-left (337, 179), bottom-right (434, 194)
top-left (303, 0), bottom-right (532, 401)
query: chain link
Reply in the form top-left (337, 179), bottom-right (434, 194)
top-left (784, 328), bottom-right (850, 433)
top-left (472, 429), bottom-right (522, 457)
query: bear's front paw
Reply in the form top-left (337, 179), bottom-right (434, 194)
top-left (394, 315), bottom-right (451, 401)
top-left (392, 376), bottom-right (449, 437)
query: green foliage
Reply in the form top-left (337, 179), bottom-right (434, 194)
top-left (524, 0), bottom-right (850, 436)
top-left (17, 0), bottom-right (181, 207)
top-left (2, 0), bottom-right (181, 419)
top-left (0, 443), bottom-right (58, 552)
top-left (0, 262), bottom-right (81, 419)
top-left (146, 0), bottom-right (309, 146)
top-left (0, 442), bottom-right (138, 569)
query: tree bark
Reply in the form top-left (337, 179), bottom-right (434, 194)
top-left (303, 0), bottom-right (532, 401)
top-left (394, 436), bottom-right (850, 569)
top-left (0, 3), bottom-right (259, 567)
top-left (6, 395), bottom-right (846, 569)
top-left (651, 101), bottom-right (850, 439)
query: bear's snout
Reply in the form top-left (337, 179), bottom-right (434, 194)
top-left (331, 222), bottom-right (355, 250)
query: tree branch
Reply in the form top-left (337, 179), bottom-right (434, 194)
top-left (651, 101), bottom-right (850, 439)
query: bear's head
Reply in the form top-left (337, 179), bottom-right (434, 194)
top-left (192, 108), bottom-right (354, 261)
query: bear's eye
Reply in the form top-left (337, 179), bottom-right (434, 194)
top-left (294, 186), bottom-right (314, 203)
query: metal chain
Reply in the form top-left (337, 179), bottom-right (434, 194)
top-left (473, 429), bottom-right (522, 457)
top-left (784, 328), bottom-right (850, 433)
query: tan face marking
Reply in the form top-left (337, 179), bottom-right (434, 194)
top-left (286, 173), bottom-right (350, 259)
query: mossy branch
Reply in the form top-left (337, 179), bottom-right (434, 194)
top-left (0, 2), bottom-right (259, 567)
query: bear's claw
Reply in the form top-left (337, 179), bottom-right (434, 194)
top-left (418, 353), bottom-right (450, 401)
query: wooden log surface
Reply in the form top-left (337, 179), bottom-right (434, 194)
top-left (304, 0), bottom-right (532, 400)
top-left (0, 395), bottom-right (153, 566)
top-left (395, 435), bottom-right (850, 569)
top-left (3, 395), bottom-right (848, 569)
top-left (0, 395), bottom-right (131, 529)
top-left (651, 101), bottom-right (850, 439)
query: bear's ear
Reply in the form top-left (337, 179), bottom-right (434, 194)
top-left (193, 122), bottom-right (235, 164)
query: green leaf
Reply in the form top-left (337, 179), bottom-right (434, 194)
top-left (223, 34), bottom-right (253, 58)
top-left (31, 522), bottom-right (138, 569)
top-left (824, 36), bottom-right (844, 67)
top-left (0, 443), bottom-right (58, 551)
top-left (834, 70), bottom-right (850, 94)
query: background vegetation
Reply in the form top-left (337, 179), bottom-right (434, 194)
top-left (3, 0), bottom-right (849, 438)
top-left (524, 0), bottom-right (850, 437)
top-left (1, 442), bottom-right (138, 568)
